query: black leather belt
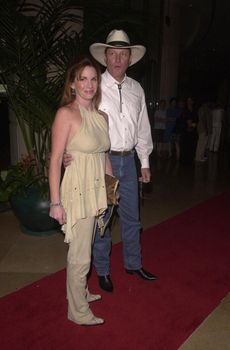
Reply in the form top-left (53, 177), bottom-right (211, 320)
top-left (110, 150), bottom-right (133, 156)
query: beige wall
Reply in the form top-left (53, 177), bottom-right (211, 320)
top-left (159, 0), bottom-right (205, 105)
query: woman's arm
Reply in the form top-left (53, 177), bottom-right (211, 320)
top-left (105, 152), bottom-right (113, 176)
top-left (49, 107), bottom-right (71, 225)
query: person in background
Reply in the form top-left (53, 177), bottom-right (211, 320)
top-left (153, 99), bottom-right (167, 157)
top-left (195, 100), bottom-right (212, 162)
top-left (164, 97), bottom-right (181, 158)
top-left (209, 103), bottom-right (225, 152)
top-left (64, 29), bottom-right (157, 293)
top-left (172, 98), bottom-right (185, 160)
top-left (179, 97), bottom-right (198, 165)
top-left (49, 56), bottom-right (112, 326)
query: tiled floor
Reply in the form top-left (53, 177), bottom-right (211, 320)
top-left (179, 293), bottom-right (230, 350)
top-left (0, 149), bottom-right (230, 348)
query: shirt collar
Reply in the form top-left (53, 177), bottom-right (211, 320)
top-left (103, 70), bottom-right (127, 88)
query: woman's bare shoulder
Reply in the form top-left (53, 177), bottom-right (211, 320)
top-left (55, 105), bottom-right (80, 121)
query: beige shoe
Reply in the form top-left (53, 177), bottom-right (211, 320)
top-left (86, 291), bottom-right (102, 302)
top-left (68, 313), bottom-right (104, 326)
top-left (66, 291), bottom-right (101, 302)
top-left (80, 316), bottom-right (104, 326)
top-left (86, 287), bottom-right (101, 302)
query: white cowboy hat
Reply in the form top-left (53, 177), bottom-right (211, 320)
top-left (89, 29), bottom-right (146, 67)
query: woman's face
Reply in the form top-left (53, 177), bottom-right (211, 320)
top-left (71, 65), bottom-right (98, 102)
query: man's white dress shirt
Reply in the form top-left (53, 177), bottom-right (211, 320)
top-left (99, 70), bottom-right (153, 168)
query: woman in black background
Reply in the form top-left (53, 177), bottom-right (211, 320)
top-left (179, 97), bottom-right (198, 165)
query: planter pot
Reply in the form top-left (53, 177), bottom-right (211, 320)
top-left (10, 187), bottom-right (60, 236)
top-left (0, 200), bottom-right (11, 212)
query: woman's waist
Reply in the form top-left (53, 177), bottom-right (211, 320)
top-left (65, 149), bottom-right (107, 156)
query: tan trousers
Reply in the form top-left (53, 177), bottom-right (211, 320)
top-left (195, 132), bottom-right (208, 161)
top-left (66, 216), bottom-right (95, 324)
top-left (209, 126), bottom-right (222, 152)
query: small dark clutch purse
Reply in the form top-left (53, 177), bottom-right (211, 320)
top-left (105, 174), bottom-right (119, 205)
top-left (97, 174), bottom-right (119, 236)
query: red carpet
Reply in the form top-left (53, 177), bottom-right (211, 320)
top-left (1, 191), bottom-right (230, 350)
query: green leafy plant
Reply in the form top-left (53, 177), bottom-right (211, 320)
top-left (0, 0), bottom-right (83, 199)
top-left (0, 154), bottom-right (49, 202)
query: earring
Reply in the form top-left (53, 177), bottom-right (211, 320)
top-left (71, 88), bottom-right (76, 96)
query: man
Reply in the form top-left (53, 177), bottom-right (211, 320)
top-left (195, 101), bottom-right (211, 162)
top-left (209, 103), bottom-right (224, 152)
top-left (65, 29), bottom-right (157, 292)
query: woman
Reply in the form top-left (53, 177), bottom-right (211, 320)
top-left (164, 97), bottom-right (181, 158)
top-left (49, 56), bottom-right (112, 326)
top-left (179, 97), bottom-right (198, 165)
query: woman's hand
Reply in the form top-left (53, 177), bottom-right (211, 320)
top-left (63, 152), bottom-right (73, 168)
top-left (49, 206), bottom-right (67, 225)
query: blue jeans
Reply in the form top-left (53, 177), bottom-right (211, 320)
top-left (93, 153), bottom-right (142, 275)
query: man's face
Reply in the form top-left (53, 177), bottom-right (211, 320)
top-left (105, 48), bottom-right (131, 82)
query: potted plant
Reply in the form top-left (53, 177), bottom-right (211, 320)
top-left (0, 0), bottom-right (83, 234)
top-left (0, 154), bottom-right (60, 235)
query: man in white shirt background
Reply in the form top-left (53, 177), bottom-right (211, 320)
top-left (209, 103), bottom-right (225, 153)
top-left (64, 29), bottom-right (157, 292)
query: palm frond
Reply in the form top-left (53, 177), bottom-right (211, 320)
top-left (0, 0), bottom-right (83, 181)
